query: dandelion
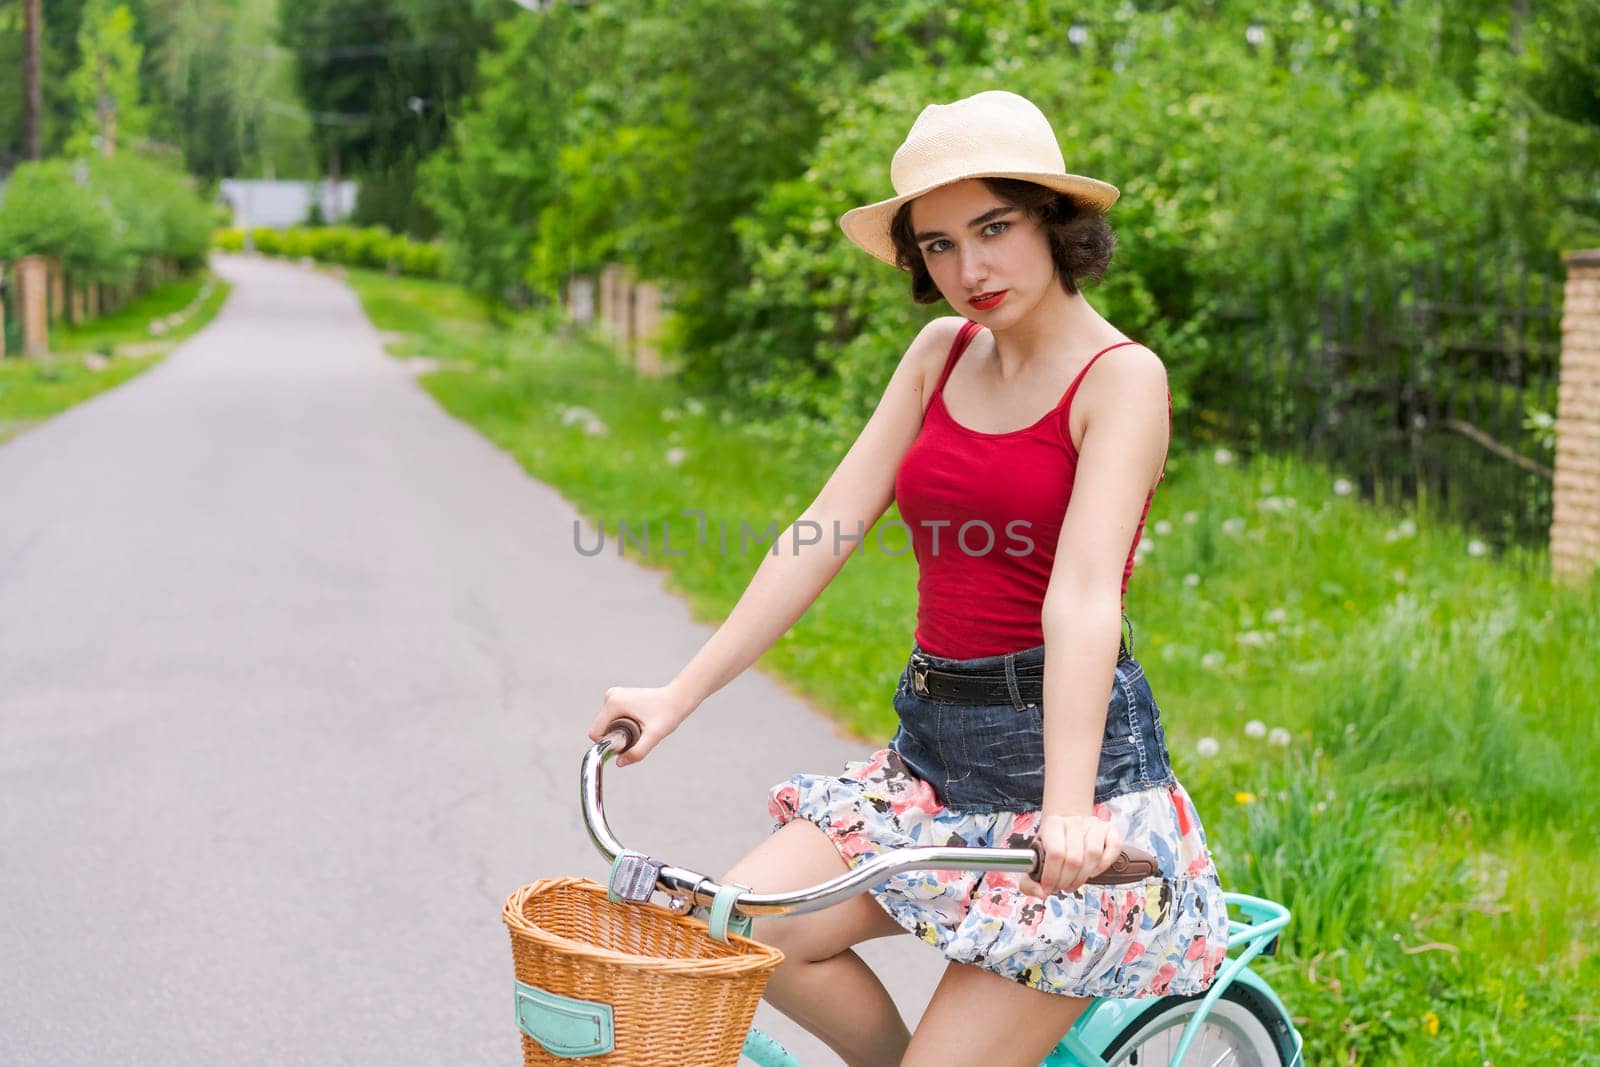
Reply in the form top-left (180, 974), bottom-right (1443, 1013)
top-left (1184, 573), bottom-right (1200, 588)
top-left (1268, 727), bottom-right (1291, 747)
top-left (1467, 540), bottom-right (1488, 558)
top-left (1257, 496), bottom-right (1285, 512)
top-left (1214, 447), bottom-right (1234, 465)
top-left (1201, 651), bottom-right (1225, 671)
top-left (684, 397), bottom-right (706, 415)
top-left (560, 405), bottom-right (598, 427)
top-left (1234, 791), bottom-right (1256, 804)
top-left (1421, 1010), bottom-right (1439, 1037)
top-left (665, 447), bottom-right (687, 467)
top-left (1333, 478), bottom-right (1354, 496)
top-left (661, 408), bottom-right (680, 422)
top-left (1237, 630), bottom-right (1273, 647)
top-left (583, 416), bottom-right (609, 436)
top-left (1196, 737), bottom-right (1220, 758)
top-left (1265, 607), bottom-right (1288, 625)
top-left (1244, 720), bottom-right (1267, 739)
top-left (1393, 569), bottom-right (1408, 584)
top-left (1313, 801), bottom-right (1327, 814)
top-left (1183, 510), bottom-right (1199, 525)
top-left (1221, 518), bottom-right (1245, 535)
top-left (1154, 519), bottom-right (1172, 536)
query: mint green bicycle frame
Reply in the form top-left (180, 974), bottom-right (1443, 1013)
top-left (739, 892), bottom-right (1297, 1066)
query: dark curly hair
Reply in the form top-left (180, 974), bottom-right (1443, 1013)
top-left (888, 177), bottom-right (1117, 305)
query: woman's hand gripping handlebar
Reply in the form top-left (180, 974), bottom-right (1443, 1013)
top-left (584, 717), bottom-right (1163, 921)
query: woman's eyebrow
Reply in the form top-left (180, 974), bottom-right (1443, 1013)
top-left (914, 206), bottom-right (1012, 242)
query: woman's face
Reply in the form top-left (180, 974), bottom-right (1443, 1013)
top-left (907, 179), bottom-right (1056, 322)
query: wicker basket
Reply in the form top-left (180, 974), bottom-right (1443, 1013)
top-left (503, 877), bottom-right (785, 1066)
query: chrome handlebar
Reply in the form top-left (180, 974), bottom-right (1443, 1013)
top-left (583, 717), bottom-right (1162, 922)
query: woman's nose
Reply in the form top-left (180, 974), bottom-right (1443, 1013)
top-left (959, 250), bottom-right (990, 290)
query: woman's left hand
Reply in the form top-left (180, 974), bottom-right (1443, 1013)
top-left (1019, 812), bottom-right (1126, 898)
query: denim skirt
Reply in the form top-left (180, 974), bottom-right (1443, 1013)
top-left (766, 637), bottom-right (1231, 999)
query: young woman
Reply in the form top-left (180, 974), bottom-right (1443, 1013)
top-left (589, 90), bottom-right (1229, 1067)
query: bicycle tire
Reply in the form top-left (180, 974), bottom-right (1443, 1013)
top-left (1098, 983), bottom-right (1297, 1066)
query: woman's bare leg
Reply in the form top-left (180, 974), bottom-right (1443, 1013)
top-left (722, 818), bottom-right (911, 1067)
top-left (901, 959), bottom-right (1091, 1066)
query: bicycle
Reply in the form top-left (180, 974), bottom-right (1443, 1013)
top-left (514, 717), bottom-right (1304, 1066)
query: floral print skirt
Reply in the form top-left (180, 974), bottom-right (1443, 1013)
top-left (767, 746), bottom-right (1231, 999)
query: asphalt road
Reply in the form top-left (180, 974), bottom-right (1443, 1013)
top-left (0, 253), bottom-right (942, 1065)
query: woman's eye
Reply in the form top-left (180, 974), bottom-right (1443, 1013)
top-left (925, 222), bottom-right (1008, 255)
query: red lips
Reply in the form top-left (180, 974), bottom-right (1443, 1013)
top-left (970, 290), bottom-right (1007, 310)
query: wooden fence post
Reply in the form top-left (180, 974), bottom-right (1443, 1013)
top-left (1551, 248), bottom-right (1600, 584)
top-left (48, 258), bottom-right (64, 324)
top-left (633, 279), bottom-right (662, 376)
top-left (18, 255), bottom-right (49, 356)
top-left (566, 274), bottom-right (595, 324)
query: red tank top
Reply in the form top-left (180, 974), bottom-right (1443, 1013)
top-left (893, 320), bottom-right (1170, 659)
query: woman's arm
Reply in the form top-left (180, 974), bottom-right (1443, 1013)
top-left (1024, 344), bottom-right (1171, 893)
top-left (590, 317), bottom-right (964, 765)
top-left (666, 318), bottom-right (960, 709)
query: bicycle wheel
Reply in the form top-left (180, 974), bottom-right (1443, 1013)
top-left (1098, 984), bottom-right (1296, 1066)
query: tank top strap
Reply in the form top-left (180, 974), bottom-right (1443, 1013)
top-left (1059, 339), bottom-right (1144, 417)
top-left (931, 319), bottom-right (984, 400)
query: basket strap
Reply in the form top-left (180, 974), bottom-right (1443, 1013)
top-left (707, 882), bottom-right (752, 943)
top-left (514, 980), bottom-right (614, 1058)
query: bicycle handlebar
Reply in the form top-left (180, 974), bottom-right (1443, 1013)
top-left (585, 717), bottom-right (1163, 922)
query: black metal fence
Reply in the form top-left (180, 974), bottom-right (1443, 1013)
top-left (1201, 247), bottom-right (1562, 557)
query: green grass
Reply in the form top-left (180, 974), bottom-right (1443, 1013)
top-left (347, 267), bottom-right (1600, 1064)
top-left (0, 270), bottom-right (230, 446)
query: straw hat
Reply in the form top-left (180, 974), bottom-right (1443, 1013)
top-left (838, 90), bottom-right (1120, 268)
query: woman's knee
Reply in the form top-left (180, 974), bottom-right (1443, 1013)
top-left (720, 818), bottom-right (904, 964)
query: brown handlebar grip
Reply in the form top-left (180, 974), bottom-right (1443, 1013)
top-left (603, 716), bottom-right (642, 754)
top-left (1028, 838), bottom-right (1161, 885)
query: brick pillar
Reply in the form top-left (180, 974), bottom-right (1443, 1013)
top-left (1552, 249), bottom-right (1600, 584)
top-left (18, 255), bottom-right (49, 356)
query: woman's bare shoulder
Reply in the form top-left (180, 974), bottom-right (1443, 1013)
top-left (911, 316), bottom-right (970, 408)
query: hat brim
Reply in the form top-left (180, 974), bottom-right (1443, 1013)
top-left (838, 171), bottom-right (1120, 268)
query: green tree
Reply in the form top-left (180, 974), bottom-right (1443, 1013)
top-left (275, 0), bottom-right (499, 234)
top-left (65, 0), bottom-right (152, 157)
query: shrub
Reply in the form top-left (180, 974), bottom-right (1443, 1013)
top-left (0, 154), bottom-right (211, 282)
top-left (214, 224), bottom-right (444, 279)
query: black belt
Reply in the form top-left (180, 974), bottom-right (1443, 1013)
top-left (909, 637), bottom-right (1131, 706)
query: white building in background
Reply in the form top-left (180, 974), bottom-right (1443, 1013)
top-left (217, 178), bottom-right (359, 229)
